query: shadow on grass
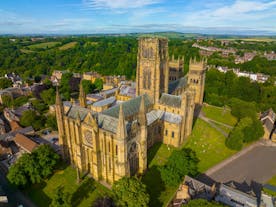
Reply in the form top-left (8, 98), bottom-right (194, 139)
top-left (71, 178), bottom-right (96, 207)
top-left (142, 165), bottom-right (165, 207)
top-left (147, 142), bottom-right (162, 165)
top-left (24, 181), bottom-right (51, 207)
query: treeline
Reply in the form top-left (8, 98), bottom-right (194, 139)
top-left (204, 69), bottom-right (276, 112)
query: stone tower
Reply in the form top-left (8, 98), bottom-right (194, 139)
top-left (187, 58), bottom-right (207, 105)
top-left (137, 95), bottom-right (147, 174)
top-left (136, 37), bottom-right (169, 103)
top-left (55, 88), bottom-right (67, 160)
top-left (79, 82), bottom-right (86, 108)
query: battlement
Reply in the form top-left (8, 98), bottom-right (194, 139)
top-left (189, 58), bottom-right (207, 71)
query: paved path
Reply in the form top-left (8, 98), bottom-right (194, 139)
top-left (202, 141), bottom-right (276, 184)
top-left (0, 163), bottom-right (37, 207)
top-left (198, 114), bottom-right (229, 137)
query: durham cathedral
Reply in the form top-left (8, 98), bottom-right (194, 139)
top-left (56, 37), bottom-right (207, 185)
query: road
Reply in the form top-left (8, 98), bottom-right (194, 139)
top-left (0, 163), bottom-right (37, 207)
top-left (201, 141), bottom-right (276, 185)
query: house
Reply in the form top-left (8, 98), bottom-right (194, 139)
top-left (171, 176), bottom-right (216, 207)
top-left (215, 183), bottom-right (258, 207)
top-left (14, 133), bottom-right (38, 153)
top-left (260, 109), bottom-right (276, 141)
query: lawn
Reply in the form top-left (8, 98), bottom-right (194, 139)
top-left (202, 104), bottom-right (237, 127)
top-left (27, 41), bottom-right (61, 49)
top-left (25, 165), bottom-right (111, 207)
top-left (185, 119), bottom-right (236, 172)
top-left (59, 41), bottom-right (78, 50)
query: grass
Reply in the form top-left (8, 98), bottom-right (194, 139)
top-left (185, 119), bottom-right (236, 172)
top-left (27, 42), bottom-right (61, 49)
top-left (59, 41), bottom-right (78, 50)
top-left (25, 165), bottom-right (111, 207)
top-left (202, 104), bottom-right (237, 127)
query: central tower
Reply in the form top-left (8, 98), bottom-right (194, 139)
top-left (136, 37), bottom-right (169, 103)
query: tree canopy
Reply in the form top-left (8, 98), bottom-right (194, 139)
top-left (160, 148), bottom-right (199, 186)
top-left (7, 144), bottom-right (60, 187)
top-left (112, 176), bottom-right (149, 207)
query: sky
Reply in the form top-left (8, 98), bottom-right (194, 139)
top-left (0, 0), bottom-right (276, 35)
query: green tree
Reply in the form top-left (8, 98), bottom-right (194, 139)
top-left (60, 72), bottom-right (73, 100)
top-left (41, 88), bottom-right (56, 105)
top-left (32, 144), bottom-right (60, 178)
top-left (20, 110), bottom-right (45, 130)
top-left (7, 160), bottom-right (29, 187)
top-left (160, 148), bottom-right (199, 186)
top-left (1, 95), bottom-right (13, 108)
top-left (94, 78), bottom-right (103, 90)
top-left (225, 117), bottom-right (253, 150)
top-left (243, 118), bottom-right (264, 143)
top-left (50, 186), bottom-right (71, 207)
top-left (82, 79), bottom-right (95, 94)
top-left (13, 96), bottom-right (29, 107)
top-left (46, 115), bottom-right (58, 130)
top-left (112, 177), bottom-right (149, 207)
top-left (7, 145), bottom-right (59, 187)
top-left (0, 78), bottom-right (12, 89)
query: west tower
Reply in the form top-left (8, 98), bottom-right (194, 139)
top-left (136, 37), bottom-right (169, 103)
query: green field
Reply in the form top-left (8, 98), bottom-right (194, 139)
top-left (28, 41), bottom-right (61, 49)
top-left (202, 104), bottom-right (237, 127)
top-left (185, 119), bottom-right (236, 172)
top-left (59, 41), bottom-right (78, 50)
top-left (25, 165), bottom-right (111, 207)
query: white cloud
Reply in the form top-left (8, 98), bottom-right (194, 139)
top-left (82, 0), bottom-right (160, 10)
top-left (180, 0), bottom-right (276, 29)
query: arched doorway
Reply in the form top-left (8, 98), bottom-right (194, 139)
top-left (128, 142), bottom-right (139, 176)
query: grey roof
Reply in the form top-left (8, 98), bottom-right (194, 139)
top-left (168, 76), bottom-right (188, 94)
top-left (216, 184), bottom-right (257, 207)
top-left (87, 94), bottom-right (104, 100)
top-left (119, 85), bottom-right (136, 97)
top-left (146, 110), bottom-right (182, 125)
top-left (0, 126), bottom-right (34, 141)
top-left (159, 93), bottom-right (182, 108)
top-left (100, 88), bottom-right (118, 96)
top-left (66, 105), bottom-right (92, 121)
top-left (146, 110), bottom-right (163, 125)
top-left (102, 94), bottom-right (152, 118)
top-left (93, 96), bottom-right (116, 107)
top-left (161, 111), bottom-right (182, 124)
top-left (263, 118), bottom-right (275, 132)
top-left (97, 114), bottom-right (119, 134)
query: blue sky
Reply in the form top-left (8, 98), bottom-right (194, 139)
top-left (0, 0), bottom-right (275, 34)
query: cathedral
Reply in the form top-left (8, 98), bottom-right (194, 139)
top-left (56, 37), bottom-right (206, 184)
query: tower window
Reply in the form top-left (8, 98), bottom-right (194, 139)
top-left (172, 131), bottom-right (174, 138)
top-left (165, 129), bottom-right (168, 136)
top-left (115, 145), bottom-right (118, 156)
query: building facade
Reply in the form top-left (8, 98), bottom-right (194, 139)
top-left (56, 37), bottom-right (206, 185)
